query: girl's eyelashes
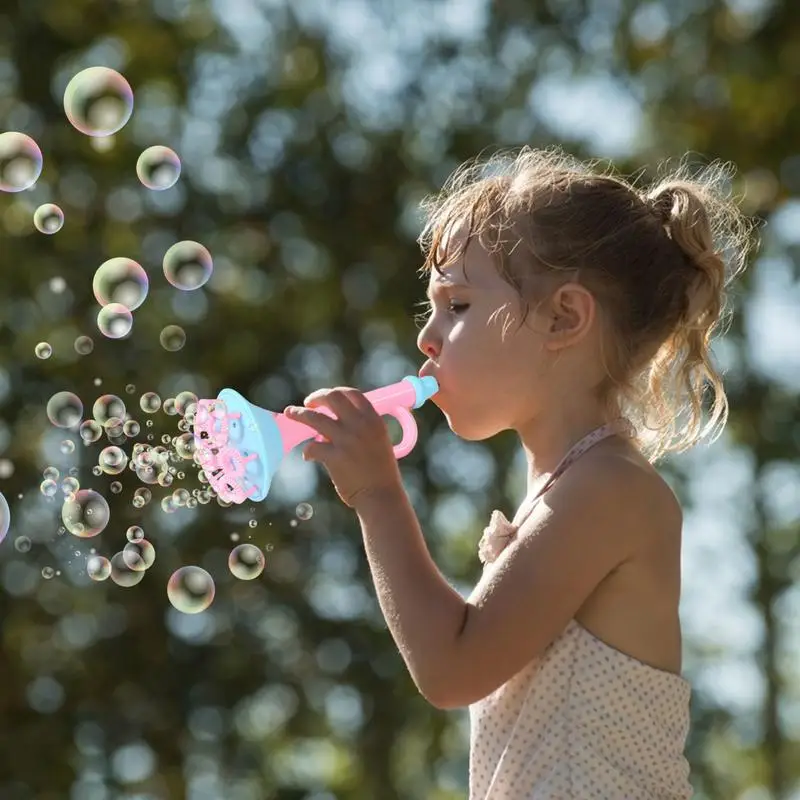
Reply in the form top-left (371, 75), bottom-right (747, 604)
top-left (413, 299), bottom-right (470, 329)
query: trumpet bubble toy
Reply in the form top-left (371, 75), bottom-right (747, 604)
top-left (192, 375), bottom-right (439, 504)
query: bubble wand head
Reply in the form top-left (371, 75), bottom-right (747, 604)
top-left (193, 375), bottom-right (439, 505)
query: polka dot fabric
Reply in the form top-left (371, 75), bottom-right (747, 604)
top-left (468, 620), bottom-right (693, 799)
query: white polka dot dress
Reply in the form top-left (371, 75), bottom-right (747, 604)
top-left (468, 620), bottom-right (693, 799)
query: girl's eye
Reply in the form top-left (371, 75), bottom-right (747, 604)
top-left (448, 302), bottom-right (469, 315)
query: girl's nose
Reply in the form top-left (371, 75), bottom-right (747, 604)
top-left (416, 326), bottom-right (439, 359)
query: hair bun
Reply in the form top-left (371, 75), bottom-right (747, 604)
top-left (646, 189), bottom-right (676, 227)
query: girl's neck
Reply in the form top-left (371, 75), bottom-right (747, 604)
top-left (517, 404), bottom-right (616, 495)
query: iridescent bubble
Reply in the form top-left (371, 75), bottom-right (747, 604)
top-left (63, 67), bottom-right (134, 137)
top-left (159, 325), bottom-right (185, 352)
top-left (125, 384), bottom-right (136, 394)
top-left (139, 392), bottom-right (161, 413)
top-left (93, 395), bottom-right (126, 425)
top-left (109, 551), bottom-right (144, 587)
top-left (126, 525), bottom-right (144, 542)
top-left (228, 543), bottom-right (265, 581)
top-left (162, 241), bottom-right (212, 290)
top-left (296, 502), bottom-right (313, 521)
top-left (87, 555), bottom-right (111, 581)
top-left (74, 335), bottom-right (94, 355)
top-left (161, 495), bottom-right (177, 513)
top-left (61, 477), bottom-right (79, 497)
top-left (0, 491), bottom-right (9, 544)
top-left (79, 419), bottom-right (103, 443)
top-left (163, 398), bottom-right (177, 415)
top-left (174, 433), bottom-right (196, 460)
top-left (122, 419), bottom-right (140, 437)
top-left (42, 566), bottom-right (55, 579)
top-left (43, 467), bottom-right (59, 481)
top-left (61, 489), bottom-right (110, 538)
top-left (46, 391), bottom-right (83, 429)
top-left (136, 146), bottom-right (181, 190)
top-left (97, 303), bottom-right (133, 339)
top-left (171, 488), bottom-right (190, 507)
top-left (99, 445), bottom-right (127, 475)
top-left (60, 440), bottom-right (75, 455)
top-left (92, 257), bottom-right (149, 310)
top-left (35, 342), bottom-right (52, 359)
top-left (122, 538), bottom-right (155, 571)
top-left (174, 391), bottom-right (198, 417)
top-left (33, 203), bottom-right (64, 234)
top-left (0, 132), bottom-right (43, 192)
top-left (14, 536), bottom-right (31, 553)
top-left (167, 566), bottom-right (215, 614)
top-left (132, 488), bottom-right (151, 507)
top-left (109, 481), bottom-right (122, 494)
top-left (40, 479), bottom-right (58, 498)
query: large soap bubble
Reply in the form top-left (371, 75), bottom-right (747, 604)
top-left (97, 303), bottom-right (133, 339)
top-left (228, 544), bottom-right (265, 580)
top-left (63, 67), bottom-right (134, 137)
top-left (61, 489), bottom-right (109, 538)
top-left (136, 146), bottom-right (181, 190)
top-left (167, 566), bottom-right (215, 614)
top-left (0, 132), bottom-right (43, 192)
top-left (92, 257), bottom-right (149, 310)
top-left (0, 491), bottom-right (9, 544)
top-left (163, 241), bottom-right (213, 290)
top-left (46, 391), bottom-right (83, 429)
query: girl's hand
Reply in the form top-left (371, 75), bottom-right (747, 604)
top-left (283, 387), bottom-right (403, 509)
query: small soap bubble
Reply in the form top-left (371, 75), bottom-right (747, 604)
top-left (43, 467), bottom-right (59, 481)
top-left (87, 555), bottom-right (111, 581)
top-left (63, 67), bottom-right (134, 137)
top-left (160, 434), bottom-right (171, 445)
top-left (161, 496), bottom-right (177, 513)
top-left (125, 383), bottom-right (136, 394)
top-left (136, 145), bottom-right (181, 190)
top-left (134, 488), bottom-right (152, 506)
top-left (163, 398), bottom-right (177, 415)
top-left (228, 543), bottom-right (265, 580)
top-left (123, 539), bottom-right (155, 571)
top-left (163, 240), bottom-right (213, 290)
top-left (35, 342), bottom-right (53, 359)
top-left (123, 419), bottom-right (140, 437)
top-left (61, 489), bottom-right (109, 538)
top-left (0, 132), bottom-right (43, 192)
top-left (159, 326), bottom-right (186, 352)
top-left (139, 392), bottom-right (161, 413)
top-left (126, 525), bottom-right (144, 542)
top-left (40, 479), bottom-right (59, 498)
top-left (49, 276), bottom-right (67, 293)
top-left (93, 378), bottom-right (102, 386)
top-left (60, 440), bottom-right (75, 455)
top-left (61, 477), bottom-right (79, 497)
top-left (41, 566), bottom-right (55, 579)
top-left (91, 465), bottom-right (102, 476)
top-left (47, 391), bottom-right (83, 429)
top-left (296, 502), bottom-right (313, 521)
top-left (33, 203), bottom-right (64, 234)
top-left (14, 536), bottom-right (31, 553)
top-left (172, 488), bottom-right (190, 507)
top-left (97, 303), bottom-right (133, 339)
top-left (109, 551), bottom-right (144, 587)
top-left (109, 481), bottom-right (122, 494)
top-left (174, 433), bottom-right (195, 459)
top-left (98, 446), bottom-right (127, 475)
top-left (93, 395), bottom-right (126, 425)
top-left (79, 420), bottom-right (103, 443)
top-left (248, 519), bottom-right (257, 529)
top-left (74, 335), bottom-right (94, 355)
top-left (167, 566), bottom-right (215, 614)
top-left (93, 257), bottom-right (149, 311)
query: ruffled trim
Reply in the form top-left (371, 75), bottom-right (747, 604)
top-left (478, 509), bottom-right (518, 565)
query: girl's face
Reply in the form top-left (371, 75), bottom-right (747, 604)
top-left (416, 235), bottom-right (551, 441)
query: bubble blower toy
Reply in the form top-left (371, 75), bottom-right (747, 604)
top-left (192, 375), bottom-right (439, 505)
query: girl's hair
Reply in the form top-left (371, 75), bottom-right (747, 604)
top-left (417, 147), bottom-right (758, 462)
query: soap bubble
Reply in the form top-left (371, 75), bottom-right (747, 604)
top-left (87, 555), bottom-right (111, 581)
top-left (97, 303), bottom-right (133, 339)
top-left (109, 551), bottom-right (144, 587)
top-left (174, 391), bottom-right (198, 416)
top-left (46, 391), bottom-right (83, 429)
top-left (159, 325), bottom-right (185, 352)
top-left (123, 539), bottom-right (155, 571)
top-left (63, 67), bottom-right (134, 137)
top-left (167, 566), bottom-right (215, 614)
top-left (43, 467), bottom-right (59, 481)
top-left (60, 440), bottom-right (75, 454)
top-left (0, 491), bottom-right (9, 544)
top-left (98, 445), bottom-right (127, 475)
top-left (35, 342), bottom-right (53, 359)
top-left (92, 257), bottom-right (149, 310)
top-left (42, 566), bottom-right (55, 579)
top-left (139, 392), bottom-right (161, 413)
top-left (174, 433), bottom-right (195, 460)
top-left (93, 395), bottom-right (126, 424)
top-left (163, 241), bottom-right (212, 290)
top-left (61, 476), bottom-right (79, 497)
top-left (126, 525), bottom-right (144, 542)
top-left (33, 203), bottom-right (64, 234)
top-left (61, 489), bottom-right (109, 538)
top-left (228, 543), bottom-right (265, 581)
top-left (136, 146), bottom-right (181, 190)
top-left (74, 335), bottom-right (94, 355)
top-left (132, 488), bottom-right (151, 508)
top-left (296, 502), bottom-right (313, 521)
top-left (79, 419), bottom-right (103, 443)
top-left (109, 481), bottom-right (122, 494)
top-left (122, 419), bottom-right (140, 437)
top-left (40, 479), bottom-right (59, 498)
top-left (14, 536), bottom-right (31, 553)
top-left (0, 132), bottom-right (43, 192)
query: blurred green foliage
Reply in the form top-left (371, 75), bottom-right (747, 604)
top-left (0, 0), bottom-right (799, 798)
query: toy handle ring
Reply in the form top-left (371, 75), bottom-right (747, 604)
top-left (312, 406), bottom-right (418, 459)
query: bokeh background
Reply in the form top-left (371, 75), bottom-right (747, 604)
top-left (0, 0), bottom-right (799, 797)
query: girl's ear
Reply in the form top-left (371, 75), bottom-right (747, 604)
top-left (542, 282), bottom-right (596, 350)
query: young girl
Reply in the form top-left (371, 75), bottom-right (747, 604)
top-left (284, 147), bottom-right (755, 798)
